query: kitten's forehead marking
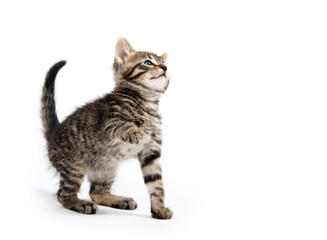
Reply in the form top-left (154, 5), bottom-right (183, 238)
top-left (142, 52), bottom-right (161, 63)
top-left (146, 54), bottom-right (159, 64)
top-left (126, 52), bottom-right (162, 67)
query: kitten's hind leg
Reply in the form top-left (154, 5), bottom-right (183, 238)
top-left (57, 170), bottom-right (98, 214)
top-left (89, 175), bottom-right (137, 210)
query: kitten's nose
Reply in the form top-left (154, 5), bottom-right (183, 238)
top-left (158, 65), bottom-right (167, 72)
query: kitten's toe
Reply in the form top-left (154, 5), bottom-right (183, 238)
top-left (129, 133), bottom-right (139, 144)
top-left (130, 132), bottom-right (143, 144)
top-left (121, 131), bottom-right (139, 144)
top-left (70, 201), bottom-right (98, 214)
top-left (112, 198), bottom-right (137, 210)
top-left (151, 207), bottom-right (173, 219)
top-left (135, 132), bottom-right (143, 143)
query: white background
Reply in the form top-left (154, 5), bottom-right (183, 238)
top-left (0, 0), bottom-right (326, 239)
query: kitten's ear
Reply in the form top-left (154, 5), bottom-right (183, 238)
top-left (115, 37), bottom-right (135, 63)
top-left (161, 53), bottom-right (168, 63)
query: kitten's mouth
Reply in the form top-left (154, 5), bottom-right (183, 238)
top-left (151, 73), bottom-right (166, 80)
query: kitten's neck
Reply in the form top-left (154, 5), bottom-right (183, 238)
top-left (114, 81), bottom-right (162, 102)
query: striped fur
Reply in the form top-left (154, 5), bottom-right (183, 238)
top-left (40, 38), bottom-right (172, 219)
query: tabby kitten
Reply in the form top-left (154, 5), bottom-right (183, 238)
top-left (41, 38), bottom-right (173, 219)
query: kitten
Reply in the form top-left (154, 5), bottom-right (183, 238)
top-left (40, 38), bottom-right (173, 219)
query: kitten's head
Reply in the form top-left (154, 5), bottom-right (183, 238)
top-left (112, 37), bottom-right (170, 93)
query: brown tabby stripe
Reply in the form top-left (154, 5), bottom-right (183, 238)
top-left (139, 65), bottom-right (150, 70)
top-left (126, 71), bottom-right (147, 81)
top-left (56, 164), bottom-right (84, 179)
top-left (111, 89), bottom-right (161, 119)
top-left (60, 173), bottom-right (81, 187)
top-left (120, 98), bottom-right (159, 119)
top-left (141, 151), bottom-right (161, 168)
top-left (123, 63), bottom-right (143, 77)
top-left (90, 181), bottom-right (111, 187)
top-left (110, 92), bottom-right (142, 106)
top-left (144, 174), bottom-right (162, 183)
top-left (59, 177), bottom-right (81, 188)
top-left (155, 187), bottom-right (164, 192)
top-left (58, 185), bottom-right (79, 195)
top-left (113, 87), bottom-right (146, 101)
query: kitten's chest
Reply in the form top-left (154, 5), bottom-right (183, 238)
top-left (103, 118), bottom-right (160, 160)
top-left (92, 140), bottom-right (144, 171)
top-left (140, 107), bottom-right (162, 135)
top-left (93, 104), bottom-right (162, 169)
top-left (92, 123), bottom-right (160, 172)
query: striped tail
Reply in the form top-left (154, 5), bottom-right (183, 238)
top-left (41, 60), bottom-right (66, 141)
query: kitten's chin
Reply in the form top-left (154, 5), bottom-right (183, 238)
top-left (143, 72), bottom-right (169, 91)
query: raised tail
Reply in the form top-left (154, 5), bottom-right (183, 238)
top-left (41, 60), bottom-right (66, 141)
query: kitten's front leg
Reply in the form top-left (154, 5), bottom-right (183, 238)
top-left (115, 122), bottom-right (144, 144)
top-left (139, 150), bottom-right (173, 219)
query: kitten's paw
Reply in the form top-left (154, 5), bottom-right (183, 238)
top-left (121, 128), bottom-right (143, 144)
top-left (91, 194), bottom-right (137, 210)
top-left (69, 200), bottom-right (98, 214)
top-left (111, 197), bottom-right (138, 210)
top-left (151, 207), bottom-right (173, 220)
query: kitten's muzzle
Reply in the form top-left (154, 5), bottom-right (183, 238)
top-left (151, 69), bottom-right (167, 80)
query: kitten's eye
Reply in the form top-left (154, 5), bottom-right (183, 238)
top-left (144, 60), bottom-right (153, 66)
